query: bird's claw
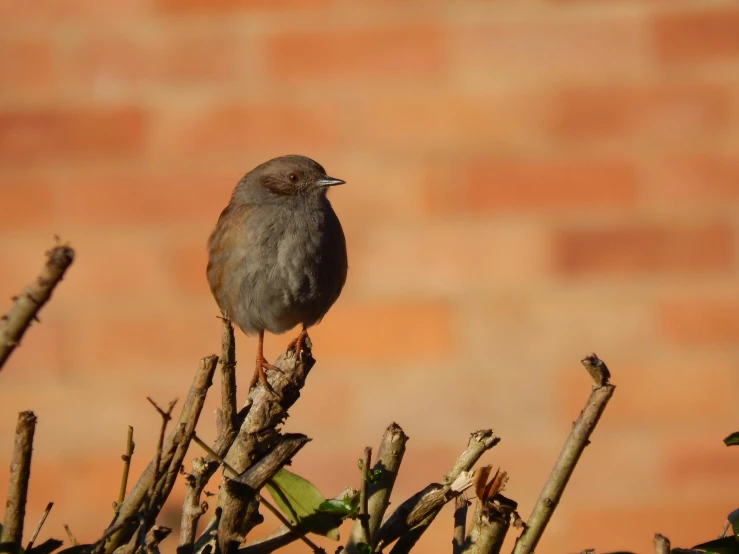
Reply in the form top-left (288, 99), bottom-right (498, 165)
top-left (287, 329), bottom-right (310, 361)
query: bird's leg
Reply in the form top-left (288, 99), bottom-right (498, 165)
top-left (286, 325), bottom-right (309, 360)
top-left (250, 330), bottom-right (280, 390)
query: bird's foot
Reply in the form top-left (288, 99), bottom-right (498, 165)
top-left (249, 356), bottom-right (280, 390)
top-left (286, 328), bottom-right (310, 361)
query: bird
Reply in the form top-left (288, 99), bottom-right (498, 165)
top-left (207, 155), bottom-right (348, 389)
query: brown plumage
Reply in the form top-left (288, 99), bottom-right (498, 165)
top-left (207, 155), bottom-right (348, 388)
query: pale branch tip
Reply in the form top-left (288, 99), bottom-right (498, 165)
top-left (0, 244), bottom-right (74, 372)
top-left (26, 501), bottom-right (54, 552)
top-left (581, 353), bottom-right (611, 387)
top-left (511, 357), bottom-right (616, 554)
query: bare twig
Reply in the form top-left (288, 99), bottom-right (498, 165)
top-left (389, 512), bottom-right (438, 554)
top-left (116, 427), bottom-right (135, 513)
top-left (0, 245), bottom-right (74, 372)
top-left (352, 447), bottom-right (373, 548)
top-left (461, 496), bottom-right (516, 554)
top-left (377, 429), bottom-right (500, 548)
top-left (192, 433), bottom-right (317, 554)
top-left (214, 340), bottom-right (317, 551)
top-left (219, 434), bottom-right (312, 552)
top-left (347, 423), bottom-right (408, 551)
top-left (2, 411), bottom-right (37, 546)
top-left (147, 397), bottom-right (178, 478)
top-left (179, 457), bottom-right (212, 554)
top-left (453, 496), bottom-right (468, 554)
top-left (511, 354), bottom-right (615, 554)
top-left (219, 317), bottom-right (237, 437)
top-left (180, 325), bottom-right (246, 554)
top-left (26, 502), bottom-right (54, 551)
top-left (63, 524), bottom-right (79, 546)
top-left (654, 533), bottom-right (671, 554)
top-left (106, 355), bottom-right (218, 553)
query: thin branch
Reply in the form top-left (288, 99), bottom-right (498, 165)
top-left (147, 397), bottom-right (178, 478)
top-left (0, 244), bottom-right (74, 372)
top-left (2, 410), bottom-right (37, 546)
top-left (63, 524), bottom-right (79, 546)
top-left (219, 317), bottom-right (237, 437)
top-left (26, 502), bottom-right (54, 551)
top-left (453, 496), bottom-right (468, 554)
top-left (105, 355), bottom-right (218, 553)
top-left (191, 433), bottom-right (318, 554)
top-left (654, 533), bottom-right (671, 554)
top-left (388, 512), bottom-right (438, 554)
top-left (179, 320), bottom-right (246, 554)
top-left (178, 457), bottom-right (212, 554)
top-left (360, 447), bottom-right (372, 543)
top-left (213, 340), bottom-right (317, 551)
top-left (116, 427), bottom-right (135, 513)
top-left (377, 429), bottom-right (500, 548)
top-left (347, 423), bottom-right (408, 551)
top-left (461, 496), bottom-right (516, 554)
top-left (511, 354), bottom-right (615, 554)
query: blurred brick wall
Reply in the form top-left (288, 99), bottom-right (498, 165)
top-left (1, 0), bottom-right (739, 552)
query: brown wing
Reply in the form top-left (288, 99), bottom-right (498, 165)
top-left (206, 203), bottom-right (252, 317)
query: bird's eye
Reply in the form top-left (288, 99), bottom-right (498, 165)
top-left (288, 173), bottom-right (299, 183)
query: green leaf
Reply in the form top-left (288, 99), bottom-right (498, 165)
top-left (692, 536), bottom-right (739, 554)
top-left (318, 499), bottom-right (353, 517)
top-left (367, 468), bottom-right (382, 484)
top-left (724, 432), bottom-right (739, 447)
top-left (356, 543), bottom-right (372, 554)
top-left (265, 469), bottom-right (340, 541)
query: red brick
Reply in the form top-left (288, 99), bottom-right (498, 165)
top-left (157, 0), bottom-right (330, 12)
top-left (659, 298), bottom-right (739, 345)
top-left (0, 108), bottom-right (147, 164)
top-left (455, 14), bottom-right (649, 81)
top-left (549, 84), bottom-right (730, 143)
top-left (353, 92), bottom-right (550, 153)
top-left (353, 221), bottom-right (550, 296)
top-left (265, 27), bottom-right (445, 82)
top-left (556, 358), bottom-right (735, 429)
top-left (653, 7), bottom-right (739, 64)
top-left (0, 179), bottom-right (55, 230)
top-left (309, 301), bottom-right (453, 364)
top-left (54, 171), bottom-right (234, 228)
top-left (646, 154), bottom-right (739, 205)
top-left (426, 157), bottom-right (639, 213)
top-left (0, 37), bottom-right (56, 99)
top-left (66, 313), bottom-right (219, 375)
top-left (164, 240), bottom-right (209, 293)
top-left (66, 30), bottom-right (252, 94)
top-left (327, 157), bottom-right (428, 229)
top-left (0, 0), bottom-right (151, 21)
top-left (554, 222), bottom-right (734, 276)
top-left (0, 318), bottom-right (66, 377)
top-left (151, 104), bottom-right (338, 160)
top-left (567, 502), bottom-right (734, 552)
top-left (57, 234), bottom-right (173, 301)
top-left (663, 438), bottom-right (739, 486)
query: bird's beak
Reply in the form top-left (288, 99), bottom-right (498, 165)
top-left (316, 176), bottom-right (345, 187)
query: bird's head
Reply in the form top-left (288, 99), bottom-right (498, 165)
top-left (235, 155), bottom-right (345, 203)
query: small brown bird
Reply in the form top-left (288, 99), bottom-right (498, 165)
top-left (207, 155), bottom-right (348, 388)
